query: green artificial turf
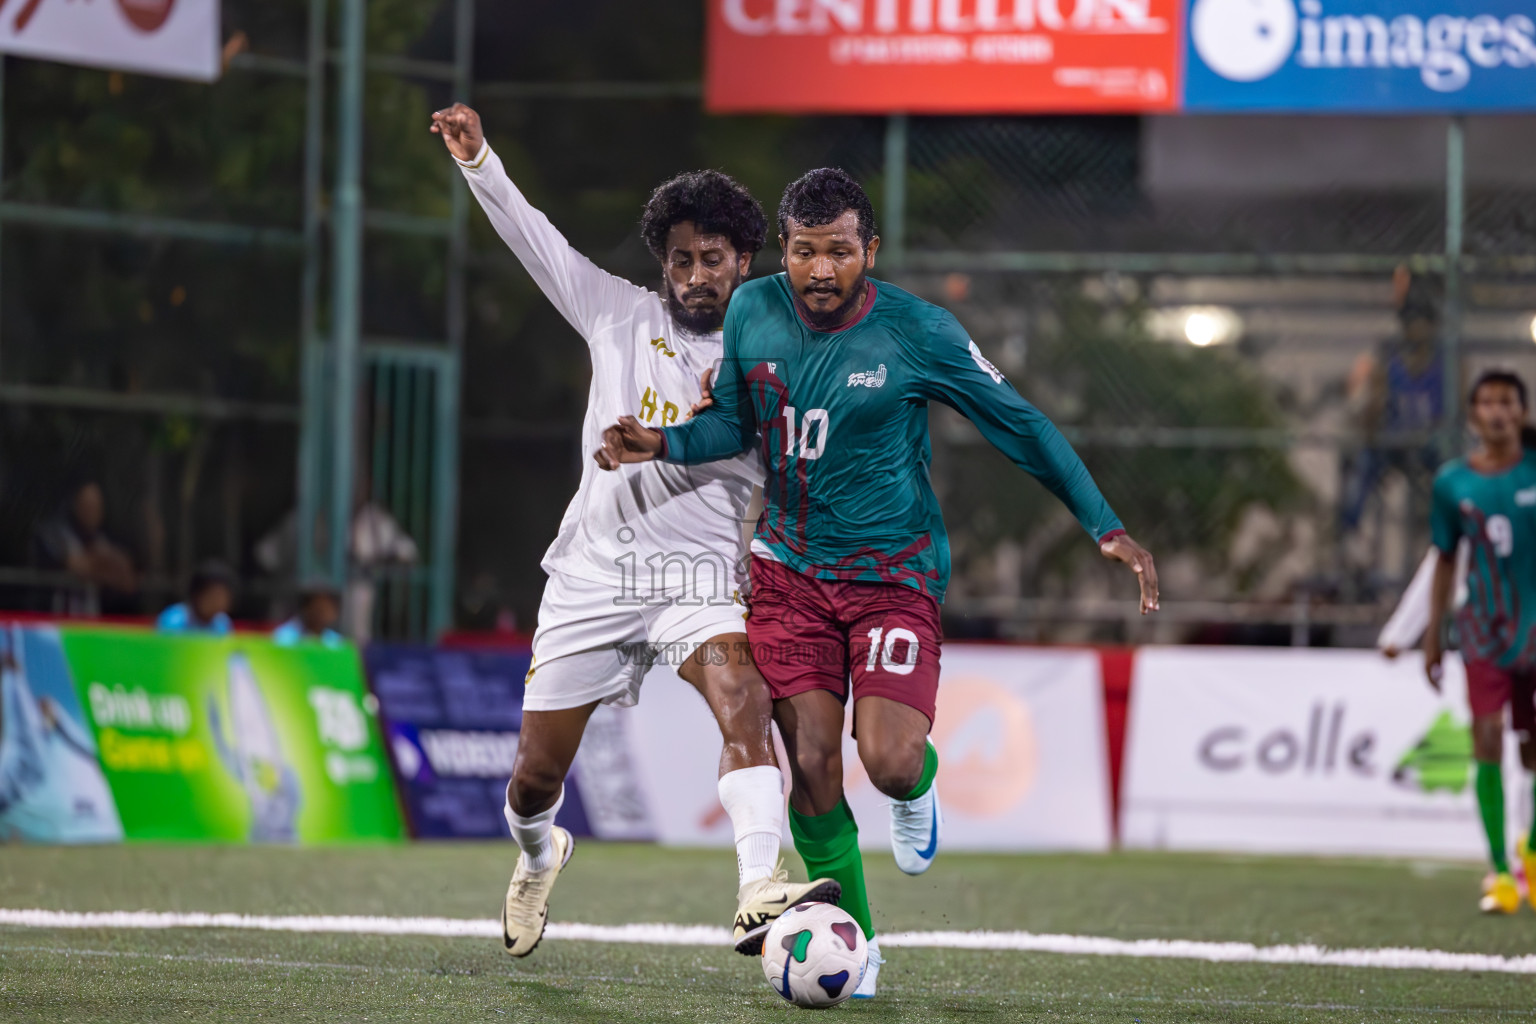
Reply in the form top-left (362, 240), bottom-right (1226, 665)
top-left (1, 843), bottom-right (1531, 1022)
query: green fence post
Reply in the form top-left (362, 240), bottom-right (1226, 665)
top-left (328, 0), bottom-right (365, 591)
top-left (1442, 116), bottom-right (1465, 459)
top-left (430, 355), bottom-right (459, 638)
top-left (427, 0), bottom-right (475, 637)
top-left (296, 0), bottom-right (328, 585)
top-left (883, 113), bottom-right (908, 270)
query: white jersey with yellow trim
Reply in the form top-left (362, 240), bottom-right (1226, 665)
top-left (457, 142), bottom-right (760, 598)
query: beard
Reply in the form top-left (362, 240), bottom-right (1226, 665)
top-left (665, 276), bottom-right (736, 334)
top-left (792, 270), bottom-right (869, 331)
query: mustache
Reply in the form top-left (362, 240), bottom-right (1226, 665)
top-left (803, 283), bottom-right (841, 296)
top-left (681, 287), bottom-right (718, 302)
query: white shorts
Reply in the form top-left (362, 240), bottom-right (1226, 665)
top-left (522, 572), bottom-right (748, 713)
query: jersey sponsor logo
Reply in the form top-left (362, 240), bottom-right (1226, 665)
top-left (639, 386), bottom-right (680, 426)
top-left (1486, 513), bottom-right (1515, 557)
top-left (1517, 486), bottom-right (1536, 507)
top-left (846, 364), bottom-right (887, 389)
top-left (766, 362), bottom-right (778, 375)
top-left (969, 340), bottom-right (1005, 384)
top-left (650, 337), bottom-right (677, 358)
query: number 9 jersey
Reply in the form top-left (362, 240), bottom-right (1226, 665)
top-left (1431, 450), bottom-right (1536, 669)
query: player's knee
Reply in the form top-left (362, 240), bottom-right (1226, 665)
top-left (791, 741), bottom-right (842, 788)
top-left (857, 727), bottom-right (926, 799)
top-left (508, 755), bottom-right (565, 814)
top-left (1473, 735), bottom-right (1503, 764)
top-left (708, 663), bottom-right (771, 719)
top-left (1472, 716), bottom-right (1504, 764)
top-left (866, 763), bottom-right (922, 800)
top-left (861, 748), bottom-right (924, 800)
top-left (706, 665), bottom-right (773, 746)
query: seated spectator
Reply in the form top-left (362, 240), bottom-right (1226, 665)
top-left (157, 562), bottom-right (234, 635)
top-left (32, 480), bottom-right (138, 617)
top-left (273, 581), bottom-right (344, 647)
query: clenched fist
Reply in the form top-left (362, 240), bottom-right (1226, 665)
top-left (430, 103), bottom-right (485, 163)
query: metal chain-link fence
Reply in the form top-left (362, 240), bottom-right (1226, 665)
top-left (4, 0), bottom-right (1534, 644)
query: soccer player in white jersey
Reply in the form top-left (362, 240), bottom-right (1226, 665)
top-left (432, 105), bottom-right (838, 957)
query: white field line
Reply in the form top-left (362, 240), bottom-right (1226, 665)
top-left (3, 909), bottom-right (1535, 975)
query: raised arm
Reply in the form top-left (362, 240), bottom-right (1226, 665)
top-left (920, 315), bottom-right (1158, 612)
top-left (432, 104), bottom-right (638, 341)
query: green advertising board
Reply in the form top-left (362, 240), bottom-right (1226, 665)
top-left (49, 627), bottom-right (403, 843)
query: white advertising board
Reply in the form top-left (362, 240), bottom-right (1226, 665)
top-left (625, 644), bottom-right (1112, 852)
top-left (0, 0), bottom-right (219, 82)
top-left (1122, 647), bottom-right (1527, 859)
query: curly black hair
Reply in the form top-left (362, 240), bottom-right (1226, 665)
top-left (777, 167), bottom-right (876, 247)
top-left (639, 170), bottom-right (767, 262)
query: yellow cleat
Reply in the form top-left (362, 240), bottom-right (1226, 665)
top-left (501, 826), bottom-right (574, 957)
top-left (732, 863), bottom-right (842, 956)
top-left (1479, 871), bottom-right (1521, 915)
top-left (1519, 834), bottom-right (1536, 912)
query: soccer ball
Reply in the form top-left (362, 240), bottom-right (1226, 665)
top-left (760, 902), bottom-right (867, 1008)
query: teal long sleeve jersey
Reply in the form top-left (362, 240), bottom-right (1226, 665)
top-left (1430, 450), bottom-right (1536, 669)
top-left (656, 275), bottom-right (1124, 602)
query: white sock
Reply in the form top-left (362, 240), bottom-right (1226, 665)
top-left (505, 785), bottom-right (564, 872)
top-left (718, 765), bottom-right (784, 887)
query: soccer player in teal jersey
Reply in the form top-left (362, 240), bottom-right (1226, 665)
top-left (1426, 369), bottom-right (1536, 914)
top-left (598, 169), bottom-right (1159, 995)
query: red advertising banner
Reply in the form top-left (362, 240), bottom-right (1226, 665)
top-left (705, 0), bottom-right (1181, 114)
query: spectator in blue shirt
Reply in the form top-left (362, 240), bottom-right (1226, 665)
top-left (273, 580), bottom-right (344, 648)
top-left (157, 562), bottom-right (235, 635)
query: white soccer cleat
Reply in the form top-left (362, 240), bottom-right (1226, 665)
top-left (889, 785), bottom-right (941, 875)
top-left (500, 826), bottom-right (574, 957)
top-left (852, 936), bottom-right (883, 1000)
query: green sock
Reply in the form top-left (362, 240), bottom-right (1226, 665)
top-left (790, 799), bottom-right (874, 940)
top-left (901, 740), bottom-right (939, 802)
top-left (1475, 760), bottom-right (1508, 873)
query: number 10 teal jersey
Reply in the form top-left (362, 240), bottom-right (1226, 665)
top-left (656, 274), bottom-right (1124, 603)
top-left (1431, 451), bottom-right (1536, 668)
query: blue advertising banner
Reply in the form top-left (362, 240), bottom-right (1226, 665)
top-left (0, 625), bottom-right (121, 843)
top-left (368, 645), bottom-right (563, 838)
top-left (1184, 0), bottom-right (1536, 111)
top-left (366, 645), bottom-right (610, 840)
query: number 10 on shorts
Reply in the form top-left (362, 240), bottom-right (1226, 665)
top-left (866, 626), bottom-right (919, 676)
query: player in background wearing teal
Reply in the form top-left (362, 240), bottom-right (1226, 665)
top-left (598, 169), bottom-right (1159, 996)
top-left (1426, 369), bottom-right (1536, 914)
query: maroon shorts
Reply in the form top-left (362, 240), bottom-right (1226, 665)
top-left (746, 555), bottom-right (942, 724)
top-left (1464, 659), bottom-right (1536, 733)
